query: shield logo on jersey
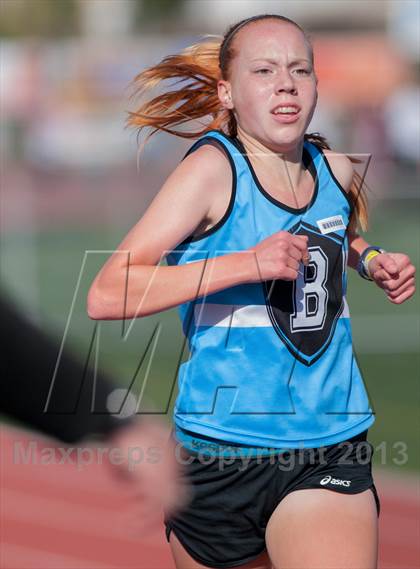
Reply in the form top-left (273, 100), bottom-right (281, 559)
top-left (263, 222), bottom-right (345, 366)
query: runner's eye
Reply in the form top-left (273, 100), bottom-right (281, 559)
top-left (255, 68), bottom-right (272, 75)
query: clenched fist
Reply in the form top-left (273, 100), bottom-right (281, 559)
top-left (247, 231), bottom-right (310, 282)
top-left (368, 252), bottom-right (416, 304)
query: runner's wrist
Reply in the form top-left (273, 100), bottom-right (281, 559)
top-left (232, 250), bottom-right (262, 284)
top-left (357, 246), bottom-right (386, 281)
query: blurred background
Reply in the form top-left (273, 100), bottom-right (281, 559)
top-left (1, 1), bottom-right (419, 568)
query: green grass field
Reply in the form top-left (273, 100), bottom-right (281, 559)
top-left (1, 198), bottom-right (419, 472)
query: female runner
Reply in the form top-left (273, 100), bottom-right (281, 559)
top-left (88, 14), bottom-right (416, 569)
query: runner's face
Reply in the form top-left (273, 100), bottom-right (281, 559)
top-left (219, 20), bottom-right (318, 152)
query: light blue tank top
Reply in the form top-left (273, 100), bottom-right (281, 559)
top-left (166, 129), bottom-right (374, 449)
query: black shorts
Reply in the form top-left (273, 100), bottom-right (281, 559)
top-left (164, 430), bottom-right (380, 568)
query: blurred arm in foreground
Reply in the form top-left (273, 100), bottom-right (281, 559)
top-left (0, 292), bottom-right (186, 517)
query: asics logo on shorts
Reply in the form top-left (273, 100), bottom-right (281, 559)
top-left (319, 475), bottom-right (351, 488)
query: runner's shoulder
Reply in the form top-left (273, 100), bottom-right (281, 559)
top-left (182, 141), bottom-right (232, 182)
top-left (322, 148), bottom-right (355, 193)
top-left (176, 141), bottom-right (233, 204)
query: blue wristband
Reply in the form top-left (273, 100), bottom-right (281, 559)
top-left (357, 246), bottom-right (385, 281)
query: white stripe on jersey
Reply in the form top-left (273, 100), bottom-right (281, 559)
top-left (194, 297), bottom-right (350, 327)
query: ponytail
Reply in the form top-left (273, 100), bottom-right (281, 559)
top-left (125, 38), bottom-right (230, 147)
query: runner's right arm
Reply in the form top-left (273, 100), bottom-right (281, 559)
top-left (87, 145), bottom-right (308, 320)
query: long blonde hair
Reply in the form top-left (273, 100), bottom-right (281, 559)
top-left (126, 15), bottom-right (368, 231)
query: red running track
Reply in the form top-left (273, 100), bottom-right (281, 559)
top-left (1, 427), bottom-right (419, 569)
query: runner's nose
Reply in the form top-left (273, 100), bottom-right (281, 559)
top-left (274, 69), bottom-right (296, 95)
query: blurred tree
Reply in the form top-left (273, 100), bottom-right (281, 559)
top-left (0, 0), bottom-right (78, 38)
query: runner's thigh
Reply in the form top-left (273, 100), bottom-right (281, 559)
top-left (265, 488), bottom-right (378, 569)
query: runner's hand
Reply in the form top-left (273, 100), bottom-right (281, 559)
top-left (248, 231), bottom-right (310, 282)
top-left (106, 417), bottom-right (189, 535)
top-left (368, 252), bottom-right (416, 304)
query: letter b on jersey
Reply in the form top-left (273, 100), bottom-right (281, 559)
top-left (264, 222), bottom-right (345, 366)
